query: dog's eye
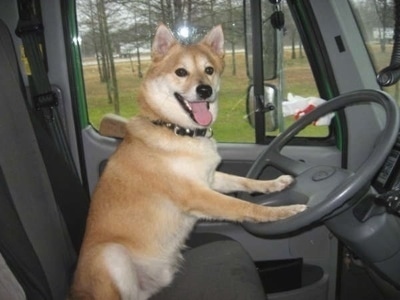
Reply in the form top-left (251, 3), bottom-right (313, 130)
top-left (205, 67), bottom-right (214, 75)
top-left (175, 68), bottom-right (188, 77)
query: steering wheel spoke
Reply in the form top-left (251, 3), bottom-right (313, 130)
top-left (266, 150), bottom-right (314, 176)
top-left (246, 147), bottom-right (314, 180)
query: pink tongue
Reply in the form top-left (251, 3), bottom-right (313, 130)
top-left (190, 102), bottom-right (212, 126)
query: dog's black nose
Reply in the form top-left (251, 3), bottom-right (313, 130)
top-left (196, 85), bottom-right (212, 99)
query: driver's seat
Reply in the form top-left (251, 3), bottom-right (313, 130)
top-left (0, 19), bottom-right (266, 299)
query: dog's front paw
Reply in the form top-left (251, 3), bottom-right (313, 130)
top-left (286, 204), bottom-right (307, 215)
top-left (264, 175), bottom-right (294, 193)
top-left (247, 204), bottom-right (307, 222)
top-left (271, 204), bottom-right (307, 221)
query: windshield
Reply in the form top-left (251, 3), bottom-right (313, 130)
top-left (349, 0), bottom-right (399, 104)
top-left (75, 0), bottom-right (400, 143)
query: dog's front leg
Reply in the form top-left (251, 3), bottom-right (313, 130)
top-left (211, 171), bottom-right (293, 194)
top-left (182, 186), bottom-right (305, 222)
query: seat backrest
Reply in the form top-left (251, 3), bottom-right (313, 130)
top-left (0, 19), bottom-right (89, 299)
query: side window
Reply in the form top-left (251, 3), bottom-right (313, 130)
top-left (274, 4), bottom-right (328, 138)
top-left (349, 0), bottom-right (398, 103)
top-left (245, 1), bottom-right (328, 139)
top-left (76, 0), bottom-right (327, 143)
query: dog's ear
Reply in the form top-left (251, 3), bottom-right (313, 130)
top-left (152, 23), bottom-right (177, 59)
top-left (201, 25), bottom-right (224, 58)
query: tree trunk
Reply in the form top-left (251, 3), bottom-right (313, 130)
top-left (228, 0), bottom-right (236, 75)
top-left (291, 31), bottom-right (296, 59)
top-left (97, 0), bottom-right (119, 113)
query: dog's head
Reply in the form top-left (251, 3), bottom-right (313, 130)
top-left (139, 24), bottom-right (225, 129)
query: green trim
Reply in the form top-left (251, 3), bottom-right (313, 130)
top-left (333, 113), bottom-right (343, 151)
top-left (67, 0), bottom-right (89, 128)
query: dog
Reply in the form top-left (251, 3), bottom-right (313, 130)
top-left (70, 23), bottom-right (306, 300)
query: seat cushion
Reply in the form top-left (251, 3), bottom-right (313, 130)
top-left (151, 240), bottom-right (266, 300)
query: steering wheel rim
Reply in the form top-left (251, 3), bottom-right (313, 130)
top-left (241, 89), bottom-right (400, 236)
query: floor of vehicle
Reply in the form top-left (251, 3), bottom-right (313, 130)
top-left (340, 260), bottom-right (384, 300)
top-left (338, 252), bottom-right (400, 300)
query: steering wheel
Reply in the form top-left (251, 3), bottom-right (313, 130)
top-left (241, 90), bottom-right (400, 236)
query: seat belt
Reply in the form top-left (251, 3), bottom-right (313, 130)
top-left (15, 0), bottom-right (78, 176)
top-left (14, 1), bottom-right (90, 253)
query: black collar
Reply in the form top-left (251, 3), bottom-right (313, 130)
top-left (152, 120), bottom-right (213, 138)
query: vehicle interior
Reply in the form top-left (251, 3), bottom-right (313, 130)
top-left (1, 0), bottom-right (400, 299)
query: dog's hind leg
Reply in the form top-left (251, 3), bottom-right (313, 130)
top-left (70, 243), bottom-right (139, 300)
top-left (102, 243), bottom-right (141, 300)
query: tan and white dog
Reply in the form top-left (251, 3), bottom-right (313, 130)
top-left (70, 24), bottom-right (306, 300)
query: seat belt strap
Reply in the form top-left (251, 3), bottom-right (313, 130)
top-left (15, 0), bottom-right (78, 176)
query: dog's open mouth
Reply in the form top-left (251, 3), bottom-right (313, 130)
top-left (174, 92), bottom-right (212, 126)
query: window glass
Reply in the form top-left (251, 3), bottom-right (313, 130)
top-left (243, 1), bottom-right (329, 139)
top-left (76, 0), bottom-right (325, 142)
top-left (263, 2), bottom-right (327, 138)
top-left (349, 0), bottom-right (399, 103)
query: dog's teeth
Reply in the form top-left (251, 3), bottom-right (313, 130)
top-left (184, 100), bottom-right (192, 111)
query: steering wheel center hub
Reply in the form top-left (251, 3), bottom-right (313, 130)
top-left (312, 166), bottom-right (336, 181)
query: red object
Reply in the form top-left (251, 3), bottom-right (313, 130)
top-left (294, 104), bottom-right (316, 120)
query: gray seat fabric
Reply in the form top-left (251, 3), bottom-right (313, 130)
top-left (152, 240), bottom-right (266, 300)
top-left (0, 18), bottom-right (266, 300)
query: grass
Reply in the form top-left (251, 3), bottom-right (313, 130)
top-left (82, 50), bottom-right (330, 142)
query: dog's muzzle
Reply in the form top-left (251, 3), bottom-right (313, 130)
top-left (174, 89), bottom-right (213, 126)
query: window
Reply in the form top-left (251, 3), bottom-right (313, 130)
top-left (76, 0), bottom-right (326, 143)
top-left (349, 0), bottom-right (399, 104)
top-left (264, 2), bottom-right (327, 138)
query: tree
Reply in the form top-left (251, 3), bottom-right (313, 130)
top-left (97, 0), bottom-right (118, 111)
top-left (374, 0), bottom-right (393, 52)
top-left (77, 0), bottom-right (121, 113)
